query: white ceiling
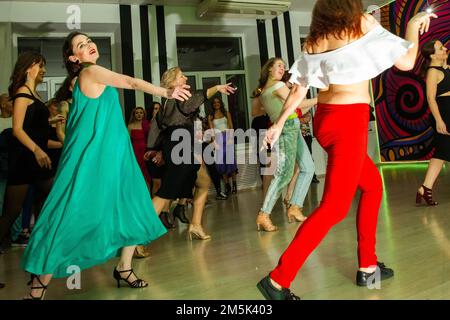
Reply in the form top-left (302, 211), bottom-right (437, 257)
top-left (0, 0), bottom-right (391, 11)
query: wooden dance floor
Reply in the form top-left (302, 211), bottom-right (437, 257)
top-left (0, 164), bottom-right (448, 300)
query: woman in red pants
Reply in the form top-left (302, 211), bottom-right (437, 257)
top-left (258, 0), bottom-right (437, 300)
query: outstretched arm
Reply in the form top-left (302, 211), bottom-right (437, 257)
top-left (206, 83), bottom-right (237, 99)
top-left (395, 12), bottom-right (438, 71)
top-left (83, 65), bottom-right (191, 101)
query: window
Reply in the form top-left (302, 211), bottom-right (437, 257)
top-left (177, 37), bottom-right (244, 72)
top-left (18, 37), bottom-right (112, 77)
top-left (178, 36), bottom-right (248, 131)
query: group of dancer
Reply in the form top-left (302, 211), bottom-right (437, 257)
top-left (0, 0), bottom-right (447, 300)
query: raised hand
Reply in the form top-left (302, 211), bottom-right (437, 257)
top-left (168, 84), bottom-right (191, 101)
top-left (409, 12), bottom-right (438, 35)
top-left (217, 83), bottom-right (237, 95)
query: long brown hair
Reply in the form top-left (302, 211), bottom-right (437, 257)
top-left (420, 40), bottom-right (439, 78)
top-left (63, 31), bottom-right (89, 77)
top-left (252, 57), bottom-right (283, 98)
top-left (128, 106), bottom-right (147, 125)
top-left (55, 74), bottom-right (77, 103)
top-left (8, 51), bottom-right (46, 97)
top-left (305, 0), bottom-right (364, 51)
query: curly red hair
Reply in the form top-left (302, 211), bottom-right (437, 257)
top-left (305, 0), bottom-right (365, 51)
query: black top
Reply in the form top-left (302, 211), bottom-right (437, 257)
top-left (47, 126), bottom-right (62, 172)
top-left (11, 86), bottom-right (50, 152)
top-left (428, 66), bottom-right (450, 97)
top-left (147, 89), bottom-right (208, 150)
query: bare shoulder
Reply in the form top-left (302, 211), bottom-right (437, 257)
top-left (427, 68), bottom-right (443, 80)
top-left (14, 86), bottom-right (34, 103)
top-left (80, 64), bottom-right (103, 79)
top-left (362, 13), bottom-right (380, 33)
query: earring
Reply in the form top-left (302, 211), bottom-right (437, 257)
top-left (25, 72), bottom-right (29, 82)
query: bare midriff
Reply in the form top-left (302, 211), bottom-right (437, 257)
top-left (317, 81), bottom-right (372, 105)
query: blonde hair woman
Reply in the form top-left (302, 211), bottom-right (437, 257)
top-left (146, 66), bottom-right (236, 240)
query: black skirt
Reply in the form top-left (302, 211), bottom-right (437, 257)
top-left (433, 95), bottom-right (450, 162)
top-left (155, 126), bottom-right (200, 200)
top-left (7, 142), bottom-right (53, 185)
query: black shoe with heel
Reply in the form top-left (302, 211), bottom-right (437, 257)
top-left (159, 211), bottom-right (175, 229)
top-left (24, 274), bottom-right (48, 300)
top-left (416, 185), bottom-right (438, 206)
top-left (257, 275), bottom-right (300, 300)
top-left (173, 204), bottom-right (189, 224)
top-left (113, 268), bottom-right (148, 288)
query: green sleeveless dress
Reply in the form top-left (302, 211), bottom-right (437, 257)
top-left (22, 81), bottom-right (166, 278)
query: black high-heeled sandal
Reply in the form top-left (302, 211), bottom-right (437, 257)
top-left (113, 268), bottom-right (148, 288)
top-left (159, 211), bottom-right (175, 229)
top-left (24, 274), bottom-right (48, 300)
top-left (416, 185), bottom-right (438, 206)
top-left (172, 204), bottom-right (189, 224)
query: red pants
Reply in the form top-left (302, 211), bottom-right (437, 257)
top-left (270, 103), bottom-right (383, 288)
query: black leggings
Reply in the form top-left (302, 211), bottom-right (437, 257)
top-left (0, 178), bottom-right (53, 242)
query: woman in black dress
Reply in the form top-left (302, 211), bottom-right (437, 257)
top-left (416, 40), bottom-right (450, 205)
top-left (0, 52), bottom-right (64, 254)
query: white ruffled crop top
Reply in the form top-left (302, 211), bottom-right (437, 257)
top-left (289, 25), bottom-right (414, 89)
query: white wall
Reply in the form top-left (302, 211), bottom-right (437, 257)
top-left (0, 1), bottom-right (123, 102)
top-left (0, 2), bottom-right (381, 177)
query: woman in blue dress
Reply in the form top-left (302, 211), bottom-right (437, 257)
top-left (21, 31), bottom-right (191, 300)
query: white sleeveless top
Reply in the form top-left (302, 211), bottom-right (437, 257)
top-left (213, 116), bottom-right (228, 132)
top-left (289, 25), bottom-right (414, 88)
top-left (260, 81), bottom-right (296, 122)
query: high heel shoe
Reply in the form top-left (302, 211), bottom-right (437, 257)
top-left (187, 224), bottom-right (211, 240)
top-left (113, 268), bottom-right (148, 288)
top-left (159, 211), bottom-right (175, 229)
top-left (287, 206), bottom-right (307, 223)
top-left (256, 213), bottom-right (278, 232)
top-left (24, 274), bottom-right (48, 300)
top-left (173, 204), bottom-right (190, 224)
top-left (133, 245), bottom-right (150, 259)
top-left (416, 185), bottom-right (438, 206)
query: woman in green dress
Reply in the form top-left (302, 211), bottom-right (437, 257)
top-left (21, 31), bottom-right (191, 300)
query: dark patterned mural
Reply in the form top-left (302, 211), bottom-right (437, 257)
top-left (373, 0), bottom-right (450, 162)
